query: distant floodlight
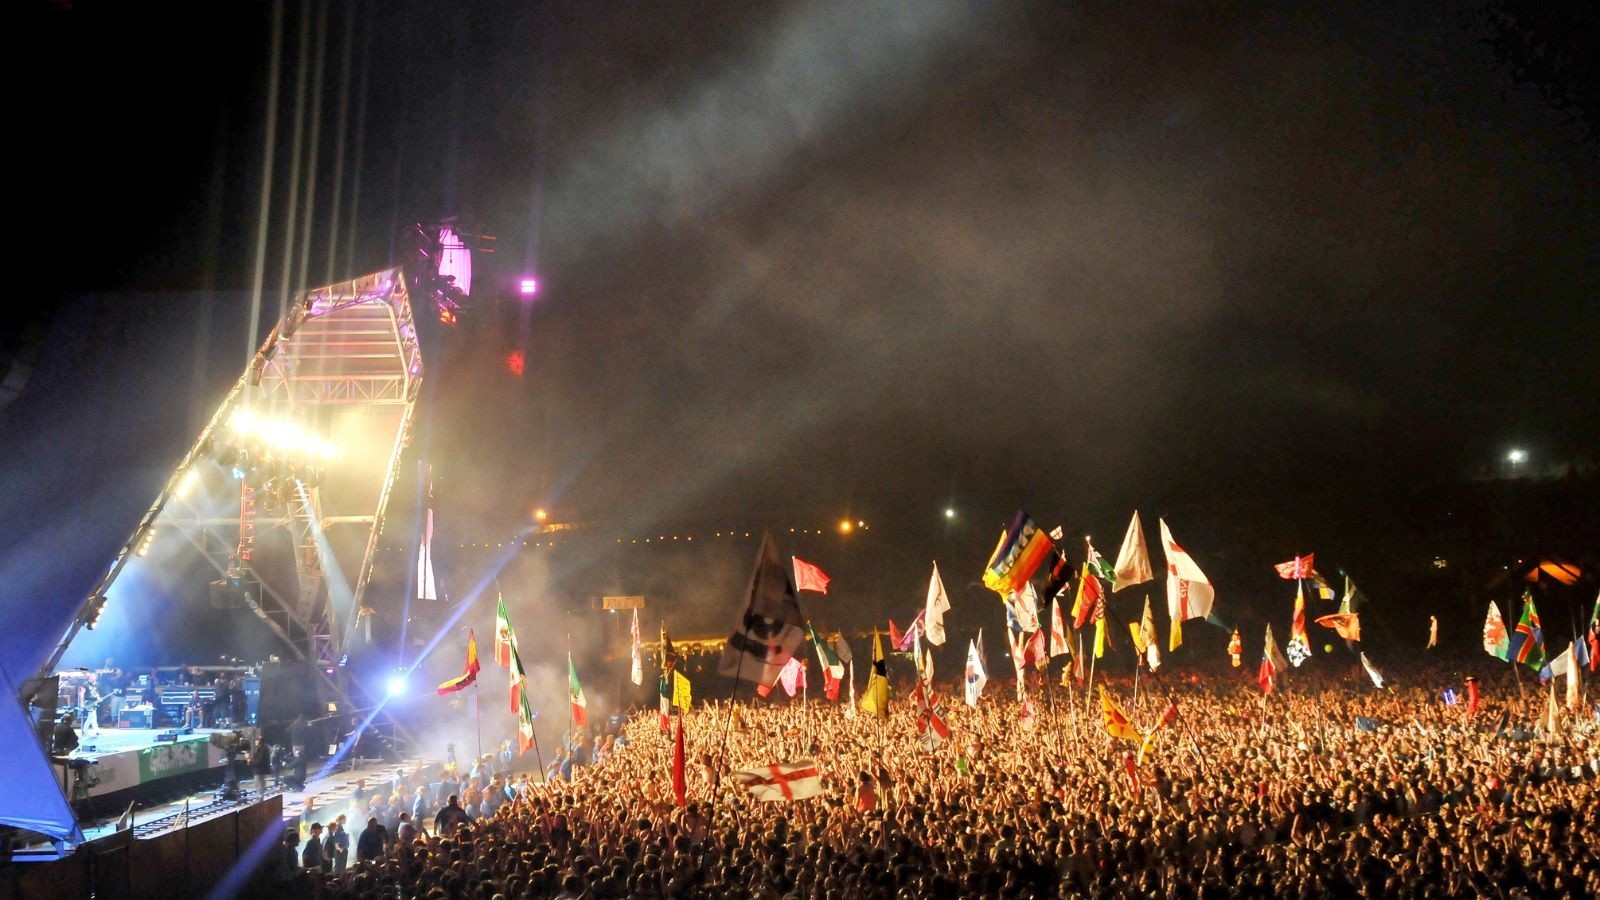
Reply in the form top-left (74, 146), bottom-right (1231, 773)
top-left (386, 675), bottom-right (408, 698)
top-left (838, 520), bottom-right (854, 535)
top-left (1507, 449), bottom-right (1527, 464)
top-left (944, 508), bottom-right (956, 519)
top-left (519, 277), bottom-right (538, 296)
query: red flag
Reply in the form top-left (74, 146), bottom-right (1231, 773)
top-left (1022, 629), bottom-right (1048, 670)
top-left (672, 713), bottom-right (687, 808)
top-left (1273, 554), bottom-right (1315, 580)
top-left (888, 619), bottom-right (904, 650)
top-left (792, 557), bottom-right (831, 594)
top-left (436, 630), bottom-right (481, 694)
top-left (1465, 677), bottom-right (1481, 717)
top-left (1258, 658), bottom-right (1275, 695)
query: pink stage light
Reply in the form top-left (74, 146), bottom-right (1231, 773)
top-left (519, 277), bottom-right (539, 296)
top-left (437, 227), bottom-right (472, 297)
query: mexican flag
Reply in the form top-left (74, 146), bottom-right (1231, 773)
top-left (568, 653), bottom-right (588, 728)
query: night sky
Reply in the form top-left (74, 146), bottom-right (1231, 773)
top-left (5, 1), bottom-right (1597, 689)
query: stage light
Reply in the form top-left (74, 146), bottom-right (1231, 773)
top-left (838, 520), bottom-right (853, 535)
top-left (1507, 449), bottom-right (1527, 464)
top-left (519, 277), bottom-right (538, 296)
top-left (178, 469), bottom-right (201, 498)
top-left (944, 508), bottom-right (956, 519)
top-left (386, 675), bottom-right (408, 698)
top-left (84, 595), bottom-right (108, 630)
top-left (534, 508), bottom-right (548, 522)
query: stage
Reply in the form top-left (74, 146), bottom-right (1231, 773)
top-left (57, 726), bottom-right (250, 802)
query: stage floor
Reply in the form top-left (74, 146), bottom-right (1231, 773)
top-left (60, 727), bottom-right (248, 800)
top-left (71, 726), bottom-right (242, 760)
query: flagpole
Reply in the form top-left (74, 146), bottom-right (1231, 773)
top-left (473, 678), bottom-right (482, 762)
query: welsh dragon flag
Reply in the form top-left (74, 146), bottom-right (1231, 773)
top-left (1483, 602), bottom-right (1509, 661)
top-left (568, 653), bottom-right (588, 728)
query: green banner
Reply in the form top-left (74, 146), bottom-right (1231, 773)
top-left (138, 737), bottom-right (211, 783)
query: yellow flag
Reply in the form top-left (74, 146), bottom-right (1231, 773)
top-left (672, 671), bottom-right (692, 711)
top-left (1128, 622), bottom-right (1147, 655)
top-left (1094, 616), bottom-right (1108, 659)
top-left (860, 630), bottom-right (890, 719)
top-left (1169, 615), bottom-right (1183, 652)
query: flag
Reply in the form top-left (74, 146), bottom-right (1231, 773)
top-left (1137, 702), bottom-right (1179, 766)
top-left (887, 618), bottom-right (903, 650)
top-left (1019, 696), bottom-right (1037, 731)
top-left (893, 609), bottom-right (925, 652)
top-left (1546, 644), bottom-right (1579, 709)
top-left (1315, 612), bottom-right (1362, 643)
top-left (659, 627), bottom-right (679, 730)
top-left (982, 511), bottom-right (1055, 597)
top-left (1340, 576), bottom-right (1370, 614)
top-left (1112, 511), bottom-right (1155, 592)
top-left (514, 648), bottom-right (537, 754)
top-left (673, 670), bottom-right (692, 711)
top-left (1071, 564), bottom-right (1102, 629)
top-left (1465, 676), bottom-right (1481, 717)
top-left (964, 632), bottom-right (988, 707)
top-left (1483, 603), bottom-right (1509, 660)
top-left (778, 656), bottom-right (807, 698)
top-left (861, 631), bottom-right (890, 719)
top-left (1022, 628), bottom-right (1048, 669)
top-left (1427, 615), bottom-right (1438, 650)
top-left (1139, 596), bottom-right (1161, 671)
top-left (436, 629), bottom-right (480, 695)
top-left (924, 562), bottom-right (952, 645)
top-left (672, 714), bottom-right (687, 808)
top-left (417, 507), bottom-right (438, 601)
top-left (1227, 629), bottom-right (1242, 667)
top-left (1093, 610), bottom-right (1109, 660)
top-left (1170, 614), bottom-right (1183, 653)
top-left (1160, 519), bottom-right (1215, 627)
top-left (630, 609), bottom-right (643, 686)
top-left (809, 623), bottom-right (844, 700)
top-left (494, 593), bottom-right (516, 668)
top-left (1273, 554), bottom-right (1315, 581)
top-left (912, 680), bottom-right (950, 749)
top-left (1286, 584), bottom-right (1310, 668)
top-left (719, 532), bottom-right (809, 686)
top-left (1049, 594), bottom-right (1070, 658)
top-left (567, 653), bottom-right (588, 727)
top-left (1099, 685), bottom-right (1141, 741)
top-left (1510, 594), bottom-right (1546, 670)
top-left (1040, 549), bottom-right (1074, 606)
top-left (1007, 582), bottom-right (1042, 633)
top-left (734, 759), bottom-right (823, 802)
top-left (1540, 682), bottom-right (1560, 736)
top-left (1085, 537), bottom-right (1115, 583)
top-left (1360, 652), bottom-right (1386, 689)
top-left (1259, 625), bottom-right (1285, 694)
top-left (1308, 572), bottom-right (1336, 600)
top-left (792, 557), bottom-right (831, 594)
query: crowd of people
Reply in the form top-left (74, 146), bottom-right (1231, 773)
top-left (271, 657), bottom-right (1599, 899)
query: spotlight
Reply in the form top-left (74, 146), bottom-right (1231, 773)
top-left (386, 675), bottom-right (408, 698)
top-left (1507, 449), bottom-right (1527, 464)
top-left (519, 277), bottom-right (538, 296)
top-left (944, 508), bottom-right (956, 519)
top-left (838, 520), bottom-right (853, 535)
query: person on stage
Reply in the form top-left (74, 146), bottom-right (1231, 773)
top-left (250, 736), bottom-right (272, 797)
top-left (52, 712), bottom-right (80, 756)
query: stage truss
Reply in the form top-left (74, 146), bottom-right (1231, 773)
top-left (41, 269), bottom-right (423, 705)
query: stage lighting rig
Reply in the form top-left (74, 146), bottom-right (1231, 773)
top-left (412, 218), bottom-right (495, 326)
top-left (83, 594), bottom-right (108, 630)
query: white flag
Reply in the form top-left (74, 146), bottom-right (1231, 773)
top-left (1159, 519), bottom-right (1215, 623)
top-left (1140, 596), bottom-right (1162, 672)
top-left (1049, 596), bottom-right (1070, 658)
top-left (1427, 616), bottom-right (1438, 650)
top-left (965, 631), bottom-right (988, 707)
top-left (924, 562), bottom-right (951, 646)
top-left (1007, 582), bottom-right (1041, 633)
top-left (629, 609), bottom-right (643, 686)
top-left (1112, 510), bottom-right (1155, 592)
top-left (1360, 652), bottom-right (1386, 689)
